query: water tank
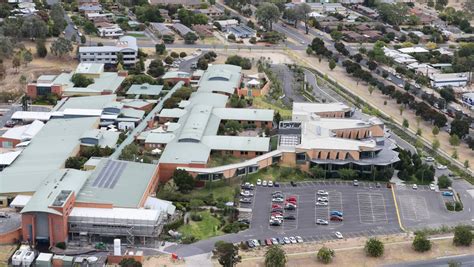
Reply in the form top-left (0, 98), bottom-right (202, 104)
top-left (11, 249), bottom-right (26, 266)
top-left (22, 251), bottom-right (35, 266)
top-left (114, 239), bottom-right (121, 256)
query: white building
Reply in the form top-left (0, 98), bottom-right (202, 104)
top-left (97, 24), bottom-right (124, 38)
top-left (429, 73), bottom-right (469, 88)
top-left (78, 36), bottom-right (137, 65)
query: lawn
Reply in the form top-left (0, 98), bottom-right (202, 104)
top-left (178, 211), bottom-right (224, 240)
top-left (207, 155), bottom-right (243, 168)
top-left (252, 97), bottom-right (292, 119)
top-left (243, 166), bottom-right (311, 184)
top-left (125, 33), bottom-right (146, 38)
top-left (156, 179), bottom-right (238, 203)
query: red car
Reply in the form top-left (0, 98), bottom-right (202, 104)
top-left (271, 212), bottom-right (283, 216)
top-left (265, 239), bottom-right (273, 246)
top-left (272, 204), bottom-right (282, 209)
top-left (286, 196), bottom-right (297, 202)
top-left (330, 216), bottom-right (343, 221)
top-left (285, 200), bottom-right (297, 205)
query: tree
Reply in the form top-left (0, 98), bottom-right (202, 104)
top-left (170, 51), bottom-right (179, 58)
top-left (296, 3), bottom-right (312, 34)
top-left (449, 134), bottom-right (460, 147)
top-left (36, 39), bottom-right (47, 58)
top-left (21, 50), bottom-right (33, 66)
top-left (432, 138), bottom-right (440, 151)
top-left (224, 121), bottom-right (243, 135)
top-left (464, 160), bottom-right (470, 169)
top-left (432, 126), bottom-right (439, 136)
top-left (317, 246), bottom-right (335, 264)
top-left (310, 166), bottom-right (325, 178)
top-left (365, 238), bottom-right (384, 257)
top-left (403, 119), bottom-right (409, 128)
top-left (172, 169), bottom-right (194, 193)
top-left (256, 2), bottom-right (280, 31)
top-left (184, 32), bottom-right (198, 44)
top-left (367, 61), bottom-right (378, 71)
top-left (0, 37), bottom-right (14, 59)
top-left (437, 175), bottom-right (452, 188)
top-left (450, 119), bottom-right (470, 138)
top-left (162, 35), bottom-right (175, 44)
top-left (155, 43), bottom-right (166, 55)
top-left (12, 55), bottom-right (21, 73)
top-left (80, 35), bottom-right (86, 44)
top-left (71, 74), bottom-right (93, 87)
top-left (50, 38), bottom-right (73, 57)
top-left (147, 59), bottom-right (165, 77)
top-left (214, 241), bottom-right (241, 267)
top-left (50, 4), bottom-right (67, 36)
top-left (330, 30), bottom-right (343, 42)
top-left (377, 3), bottom-right (408, 26)
top-left (65, 156), bottom-right (87, 170)
top-left (265, 245), bottom-right (286, 267)
top-left (164, 56), bottom-right (173, 65)
top-left (119, 258), bottom-right (142, 267)
top-left (329, 59), bottom-right (336, 70)
top-left (21, 16), bottom-right (48, 39)
top-left (197, 57), bottom-right (208, 70)
top-left (227, 33), bottom-right (236, 41)
top-left (413, 233), bottom-right (431, 252)
top-left (439, 87), bottom-right (455, 103)
top-left (453, 225), bottom-right (473, 246)
top-left (179, 52), bottom-right (187, 58)
top-left (283, 7), bottom-right (299, 27)
top-left (338, 168), bottom-right (357, 180)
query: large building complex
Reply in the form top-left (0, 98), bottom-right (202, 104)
top-left (78, 36), bottom-right (138, 66)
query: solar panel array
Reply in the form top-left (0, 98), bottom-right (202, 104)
top-left (92, 160), bottom-right (127, 189)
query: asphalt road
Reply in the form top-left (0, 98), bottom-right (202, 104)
top-left (270, 64), bottom-right (303, 105)
top-left (385, 254), bottom-right (474, 267)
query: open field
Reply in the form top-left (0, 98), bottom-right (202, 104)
top-left (178, 211), bottom-right (224, 241)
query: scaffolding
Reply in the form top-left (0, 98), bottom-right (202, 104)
top-left (68, 208), bottom-right (166, 245)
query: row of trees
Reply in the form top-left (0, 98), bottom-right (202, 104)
top-left (396, 150), bottom-right (435, 183)
top-left (213, 224), bottom-right (473, 266)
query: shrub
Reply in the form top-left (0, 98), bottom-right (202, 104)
top-left (453, 225), bottom-right (473, 246)
top-left (446, 202), bottom-right (454, 211)
top-left (412, 233), bottom-right (431, 252)
top-left (438, 175), bottom-right (452, 188)
top-left (181, 235), bottom-right (197, 244)
top-left (454, 201), bottom-right (463, 211)
top-left (55, 242), bottom-right (66, 249)
top-left (190, 213), bottom-right (203, 221)
top-left (317, 246), bottom-right (335, 264)
top-left (365, 238), bottom-right (384, 257)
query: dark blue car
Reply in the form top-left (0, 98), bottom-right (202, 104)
top-left (330, 211), bottom-right (343, 217)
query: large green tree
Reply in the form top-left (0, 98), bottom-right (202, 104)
top-left (256, 2), bottom-right (281, 31)
top-left (264, 245), bottom-right (286, 267)
top-left (412, 233), bottom-right (431, 252)
top-left (50, 37), bottom-right (73, 57)
top-left (453, 225), bottom-right (473, 246)
top-left (172, 169), bottom-right (194, 193)
top-left (377, 3), bottom-right (408, 26)
top-left (317, 246), bottom-right (335, 264)
top-left (296, 3), bottom-right (312, 34)
top-left (71, 73), bottom-right (94, 87)
top-left (214, 241), bottom-right (241, 267)
top-left (365, 238), bottom-right (384, 257)
top-left (50, 4), bottom-right (66, 36)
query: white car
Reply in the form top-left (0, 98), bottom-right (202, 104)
top-left (317, 190), bottom-right (328, 196)
top-left (429, 183), bottom-right (436, 190)
top-left (425, 157), bottom-right (435, 162)
top-left (316, 219), bottom-right (329, 225)
top-left (335, 232), bottom-right (343, 239)
top-left (437, 164), bottom-right (447, 170)
top-left (412, 184), bottom-right (418, 190)
top-left (272, 198), bottom-right (284, 203)
top-left (268, 181), bottom-right (274, 187)
top-left (272, 238), bottom-right (279, 245)
top-left (296, 236), bottom-right (304, 243)
top-left (289, 236), bottom-right (297, 244)
top-left (241, 191), bottom-right (253, 197)
top-left (283, 237), bottom-right (291, 244)
top-left (271, 215), bottom-right (284, 220)
top-left (316, 202), bottom-right (328, 206)
top-left (317, 197), bottom-right (328, 202)
top-left (262, 180), bottom-right (268, 187)
top-left (257, 179), bottom-right (262, 186)
top-left (387, 76), bottom-right (392, 81)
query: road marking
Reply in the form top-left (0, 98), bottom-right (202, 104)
top-left (391, 186), bottom-right (406, 232)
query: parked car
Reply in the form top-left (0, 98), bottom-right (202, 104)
top-left (425, 157), bottom-right (435, 162)
top-left (284, 215), bottom-right (296, 220)
top-left (241, 182), bottom-right (254, 190)
top-left (412, 184), bottom-right (418, 190)
top-left (317, 197), bottom-right (328, 202)
top-left (271, 238), bottom-right (279, 245)
top-left (353, 180), bottom-right (359, 186)
top-left (335, 232), bottom-right (343, 239)
top-left (247, 240), bottom-right (255, 248)
top-left (272, 208), bottom-right (283, 213)
top-left (283, 237), bottom-right (291, 244)
top-left (265, 239), bottom-right (273, 246)
top-left (289, 237), bottom-right (297, 244)
top-left (268, 181), bottom-right (274, 187)
top-left (330, 216), bottom-right (343, 221)
top-left (376, 183), bottom-right (381, 188)
top-left (317, 190), bottom-right (328, 196)
top-left (330, 211), bottom-right (343, 217)
top-left (257, 179), bottom-right (262, 186)
top-left (442, 191), bottom-right (454, 196)
top-left (272, 191), bottom-right (283, 196)
top-left (274, 182), bottom-right (280, 187)
top-left (241, 191), bottom-right (253, 197)
top-left (290, 181), bottom-right (297, 187)
top-left (271, 211), bottom-right (283, 216)
top-left (272, 204), bottom-right (282, 209)
top-left (262, 180), bottom-right (268, 186)
top-left (269, 219), bottom-right (282, 226)
top-left (286, 196), bottom-right (297, 202)
top-left (272, 198), bottom-right (284, 203)
top-left (284, 205), bottom-right (296, 211)
top-left (437, 164), bottom-right (447, 170)
top-left (5, 120), bottom-right (16, 128)
top-left (316, 219), bottom-right (329, 225)
top-left (386, 183), bottom-right (392, 188)
top-left (238, 218), bottom-right (250, 224)
top-left (429, 184), bottom-right (436, 191)
top-left (316, 202), bottom-right (328, 206)
top-left (296, 236), bottom-right (304, 243)
top-left (278, 238), bottom-right (285, 245)
top-left (240, 198), bottom-right (252, 204)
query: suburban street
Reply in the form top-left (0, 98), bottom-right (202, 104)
top-left (385, 254), bottom-right (474, 267)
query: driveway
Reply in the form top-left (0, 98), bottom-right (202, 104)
top-left (270, 64), bottom-right (304, 105)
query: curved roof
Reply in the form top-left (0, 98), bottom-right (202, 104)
top-left (178, 105), bottom-right (212, 142)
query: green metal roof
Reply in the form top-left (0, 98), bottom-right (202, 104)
top-left (197, 64), bottom-right (242, 95)
top-left (54, 95), bottom-right (117, 111)
top-left (21, 169), bottom-right (90, 215)
top-left (126, 83), bottom-right (164, 96)
top-left (76, 158), bottom-right (157, 208)
top-left (0, 117), bottom-right (99, 194)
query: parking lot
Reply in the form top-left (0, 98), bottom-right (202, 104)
top-left (395, 184), bottom-right (473, 230)
top-left (243, 181), bottom-right (401, 242)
